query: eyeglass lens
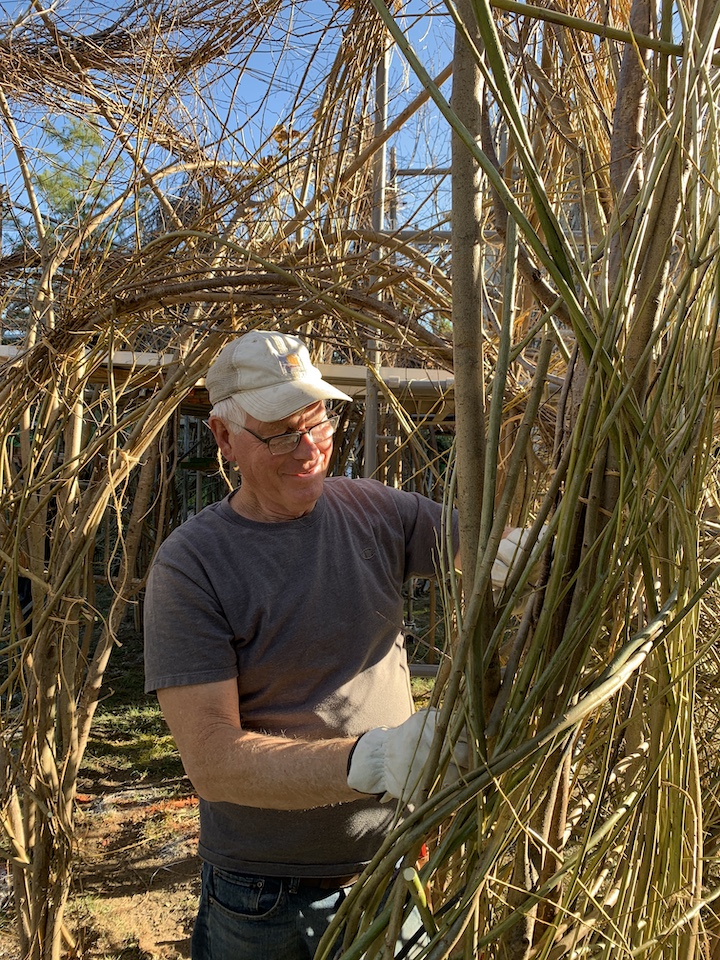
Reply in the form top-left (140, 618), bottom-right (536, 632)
top-left (267, 416), bottom-right (339, 455)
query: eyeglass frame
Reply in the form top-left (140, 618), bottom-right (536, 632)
top-left (241, 413), bottom-right (340, 456)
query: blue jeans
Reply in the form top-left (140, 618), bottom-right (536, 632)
top-left (191, 862), bottom-right (425, 960)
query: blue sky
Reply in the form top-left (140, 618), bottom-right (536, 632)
top-left (0, 0), bottom-right (456, 248)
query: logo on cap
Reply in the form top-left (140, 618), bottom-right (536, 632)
top-left (279, 353), bottom-right (307, 380)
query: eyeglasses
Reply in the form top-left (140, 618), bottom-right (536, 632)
top-left (243, 414), bottom-right (340, 456)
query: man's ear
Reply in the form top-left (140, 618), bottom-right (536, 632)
top-left (207, 416), bottom-right (236, 462)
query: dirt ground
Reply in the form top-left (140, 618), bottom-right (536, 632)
top-left (0, 770), bottom-right (202, 960)
top-left (67, 782), bottom-right (201, 959)
top-left (0, 777), bottom-right (203, 960)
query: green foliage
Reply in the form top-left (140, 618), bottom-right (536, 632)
top-left (34, 116), bottom-right (110, 224)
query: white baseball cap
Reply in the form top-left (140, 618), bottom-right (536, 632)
top-left (206, 330), bottom-right (352, 422)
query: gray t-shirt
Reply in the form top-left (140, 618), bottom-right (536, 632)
top-left (144, 476), bottom-right (451, 876)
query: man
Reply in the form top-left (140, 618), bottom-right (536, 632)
top-left (144, 330), bottom-right (518, 960)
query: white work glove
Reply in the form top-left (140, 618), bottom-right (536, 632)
top-left (491, 526), bottom-right (545, 593)
top-left (347, 708), bottom-right (469, 810)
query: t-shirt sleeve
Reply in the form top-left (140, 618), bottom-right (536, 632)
top-left (143, 543), bottom-right (240, 693)
top-left (381, 485), bottom-right (459, 580)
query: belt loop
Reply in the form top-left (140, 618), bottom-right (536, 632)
top-left (288, 876), bottom-right (300, 894)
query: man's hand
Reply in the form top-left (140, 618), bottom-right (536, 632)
top-left (346, 708), bottom-right (468, 809)
top-left (491, 526), bottom-right (544, 593)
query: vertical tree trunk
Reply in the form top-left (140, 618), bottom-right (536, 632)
top-left (451, 0), bottom-right (503, 733)
top-left (451, 1), bottom-right (485, 592)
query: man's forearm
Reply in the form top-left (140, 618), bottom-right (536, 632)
top-left (157, 681), bottom-right (368, 810)
top-left (189, 726), bottom-right (361, 809)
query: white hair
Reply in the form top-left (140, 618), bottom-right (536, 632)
top-left (209, 395), bottom-right (248, 434)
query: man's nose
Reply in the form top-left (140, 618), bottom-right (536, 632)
top-left (293, 430), bottom-right (321, 456)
